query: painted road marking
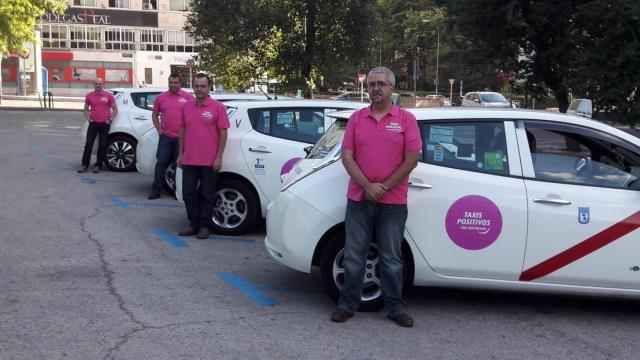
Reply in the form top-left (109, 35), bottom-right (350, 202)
top-left (255, 285), bottom-right (324, 293)
top-left (218, 273), bottom-right (278, 307)
top-left (520, 210), bottom-right (640, 281)
top-left (109, 196), bottom-right (131, 210)
top-left (152, 227), bottom-right (189, 248)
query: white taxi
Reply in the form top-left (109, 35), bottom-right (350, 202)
top-left (81, 88), bottom-right (274, 172)
top-left (266, 108), bottom-right (640, 310)
top-left (158, 100), bottom-right (369, 235)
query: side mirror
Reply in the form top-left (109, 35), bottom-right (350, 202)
top-left (303, 145), bottom-right (313, 155)
top-left (474, 98), bottom-right (481, 103)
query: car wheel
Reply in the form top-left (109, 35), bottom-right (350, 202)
top-left (163, 162), bottom-right (177, 193)
top-left (105, 135), bottom-right (136, 172)
top-left (319, 232), bottom-right (386, 312)
top-left (211, 178), bottom-right (259, 235)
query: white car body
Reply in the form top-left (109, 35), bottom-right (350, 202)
top-left (158, 100), bottom-right (369, 235)
top-left (266, 107), bottom-right (640, 309)
top-left (80, 87), bottom-right (277, 171)
top-left (462, 91), bottom-right (511, 108)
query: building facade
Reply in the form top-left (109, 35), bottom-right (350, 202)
top-left (1, 0), bottom-right (197, 96)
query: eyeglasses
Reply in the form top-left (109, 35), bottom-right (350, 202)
top-left (94, 83), bottom-right (103, 85)
top-left (367, 81), bottom-right (390, 88)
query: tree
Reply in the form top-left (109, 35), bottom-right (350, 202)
top-left (187, 0), bottom-right (377, 95)
top-left (0, 0), bottom-right (66, 103)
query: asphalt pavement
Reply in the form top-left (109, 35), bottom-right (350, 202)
top-left (1, 110), bottom-right (640, 360)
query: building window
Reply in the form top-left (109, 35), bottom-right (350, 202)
top-left (139, 29), bottom-right (164, 51)
top-left (70, 26), bottom-right (102, 50)
top-left (105, 28), bottom-right (136, 51)
top-left (108, 0), bottom-right (130, 8)
top-left (169, 0), bottom-right (191, 11)
top-left (40, 25), bottom-right (68, 49)
top-left (167, 30), bottom-right (195, 52)
top-left (142, 0), bottom-right (157, 10)
top-left (73, 0), bottom-right (97, 6)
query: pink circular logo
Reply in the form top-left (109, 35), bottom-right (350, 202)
top-left (445, 195), bottom-right (503, 250)
top-left (280, 157), bottom-right (302, 179)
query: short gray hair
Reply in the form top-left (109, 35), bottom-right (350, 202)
top-left (367, 66), bottom-right (395, 86)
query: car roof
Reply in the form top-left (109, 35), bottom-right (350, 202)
top-left (223, 99), bottom-right (370, 109)
top-left (326, 107), bottom-right (640, 146)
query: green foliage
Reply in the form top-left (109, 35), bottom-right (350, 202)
top-left (0, 0), bottom-right (66, 54)
top-left (187, 0), bottom-right (377, 92)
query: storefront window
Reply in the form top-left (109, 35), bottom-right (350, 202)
top-left (105, 28), bottom-right (136, 51)
top-left (166, 30), bottom-right (194, 52)
top-left (109, 0), bottom-right (130, 8)
top-left (41, 25), bottom-right (68, 49)
top-left (73, 0), bottom-right (97, 6)
top-left (70, 26), bottom-right (103, 50)
top-left (140, 29), bottom-right (164, 51)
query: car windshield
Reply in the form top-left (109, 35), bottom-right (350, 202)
top-left (481, 93), bottom-right (507, 102)
top-left (308, 119), bottom-right (347, 159)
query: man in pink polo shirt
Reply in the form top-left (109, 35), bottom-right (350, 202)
top-left (176, 73), bottom-right (229, 240)
top-left (79, 78), bottom-right (117, 173)
top-left (331, 66), bottom-right (422, 327)
top-left (147, 73), bottom-right (194, 199)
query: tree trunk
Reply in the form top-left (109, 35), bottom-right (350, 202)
top-left (302, 0), bottom-right (318, 99)
top-left (552, 84), bottom-right (570, 113)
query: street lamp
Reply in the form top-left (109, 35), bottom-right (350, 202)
top-left (422, 19), bottom-right (440, 94)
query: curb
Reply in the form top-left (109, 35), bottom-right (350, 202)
top-left (0, 107), bottom-right (83, 112)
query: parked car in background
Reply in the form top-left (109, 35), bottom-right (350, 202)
top-left (451, 95), bottom-right (463, 106)
top-left (566, 99), bottom-right (593, 119)
top-left (462, 92), bottom-right (510, 108)
top-left (161, 100), bottom-right (369, 235)
top-left (331, 92), bottom-right (369, 102)
top-left (80, 88), bottom-right (277, 172)
top-left (267, 107), bottom-right (640, 310)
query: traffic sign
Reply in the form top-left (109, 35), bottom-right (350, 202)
top-left (449, 78), bottom-right (455, 85)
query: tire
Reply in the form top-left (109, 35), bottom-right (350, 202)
top-left (319, 231), bottom-right (411, 312)
top-left (320, 232), bottom-right (385, 311)
top-left (105, 135), bottom-right (137, 172)
top-left (211, 178), bottom-right (259, 236)
top-left (163, 162), bottom-right (177, 193)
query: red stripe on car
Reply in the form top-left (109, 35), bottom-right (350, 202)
top-left (519, 210), bottom-right (640, 281)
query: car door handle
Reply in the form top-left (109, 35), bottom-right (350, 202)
top-left (409, 182), bottom-right (433, 189)
top-left (532, 197), bottom-right (572, 205)
top-left (248, 147), bottom-right (272, 154)
top-left (133, 116), bottom-right (148, 121)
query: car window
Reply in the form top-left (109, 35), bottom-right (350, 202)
top-left (249, 108), bottom-right (327, 144)
top-left (422, 121), bottom-right (510, 176)
top-left (130, 92), bottom-right (160, 111)
top-left (524, 122), bottom-right (640, 190)
top-left (480, 93), bottom-right (507, 102)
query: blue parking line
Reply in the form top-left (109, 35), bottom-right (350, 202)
top-left (81, 176), bottom-right (97, 184)
top-left (255, 285), bottom-right (324, 293)
top-left (218, 273), bottom-right (278, 307)
top-left (109, 196), bottom-right (131, 210)
top-left (211, 236), bottom-right (255, 243)
top-left (152, 227), bottom-right (189, 248)
top-left (134, 202), bottom-right (184, 208)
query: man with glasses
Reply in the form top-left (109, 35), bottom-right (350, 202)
top-left (331, 66), bottom-right (422, 327)
top-left (176, 73), bottom-right (229, 240)
top-left (147, 73), bottom-right (194, 199)
top-left (78, 78), bottom-right (117, 173)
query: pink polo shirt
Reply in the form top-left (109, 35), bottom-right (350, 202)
top-left (85, 91), bottom-right (115, 122)
top-left (179, 97), bottom-right (230, 166)
top-left (153, 89), bottom-right (194, 138)
top-left (342, 105), bottom-right (422, 204)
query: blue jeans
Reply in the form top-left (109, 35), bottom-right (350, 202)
top-left (152, 134), bottom-right (179, 193)
top-left (337, 199), bottom-right (408, 316)
top-left (182, 165), bottom-right (217, 230)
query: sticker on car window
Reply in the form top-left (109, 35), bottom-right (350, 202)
top-left (483, 151), bottom-right (504, 170)
top-left (445, 195), bottom-right (503, 250)
top-left (434, 145), bottom-right (444, 161)
top-left (429, 126), bottom-right (454, 144)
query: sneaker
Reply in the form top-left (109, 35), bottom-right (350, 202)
top-left (330, 308), bottom-right (353, 323)
top-left (178, 227), bottom-right (198, 236)
top-left (197, 228), bottom-right (210, 239)
top-left (92, 166), bottom-right (101, 173)
top-left (77, 166), bottom-right (88, 173)
top-left (388, 313), bottom-right (414, 327)
top-left (147, 192), bottom-right (161, 200)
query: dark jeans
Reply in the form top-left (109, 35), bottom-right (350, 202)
top-left (182, 165), bottom-right (218, 230)
top-left (82, 121), bottom-right (110, 168)
top-left (152, 134), bottom-right (179, 193)
top-left (337, 199), bottom-right (408, 316)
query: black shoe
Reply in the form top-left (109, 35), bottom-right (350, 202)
top-left (330, 308), bottom-right (353, 323)
top-left (77, 166), bottom-right (88, 173)
top-left (197, 228), bottom-right (210, 239)
top-left (92, 166), bottom-right (101, 173)
top-left (388, 313), bottom-right (414, 327)
top-left (147, 192), bottom-right (161, 200)
top-left (178, 227), bottom-right (198, 236)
